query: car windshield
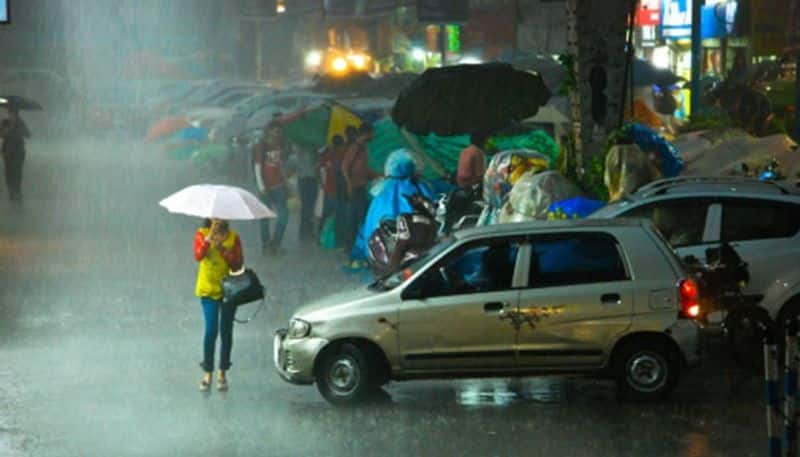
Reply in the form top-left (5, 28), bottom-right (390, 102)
top-left (371, 238), bottom-right (456, 291)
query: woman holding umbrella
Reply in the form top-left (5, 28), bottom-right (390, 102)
top-left (160, 184), bottom-right (274, 392)
top-left (194, 218), bottom-right (244, 391)
top-left (0, 106), bottom-right (31, 207)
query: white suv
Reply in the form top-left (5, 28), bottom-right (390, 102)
top-left (591, 176), bottom-right (800, 330)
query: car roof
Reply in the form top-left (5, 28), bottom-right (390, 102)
top-left (631, 176), bottom-right (800, 199)
top-left (455, 219), bottom-right (648, 240)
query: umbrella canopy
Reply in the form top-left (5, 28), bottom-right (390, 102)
top-left (0, 95), bottom-right (43, 111)
top-left (280, 103), bottom-right (362, 150)
top-left (159, 184), bottom-right (276, 220)
top-left (146, 117), bottom-right (190, 141)
top-left (391, 63), bottom-right (551, 136)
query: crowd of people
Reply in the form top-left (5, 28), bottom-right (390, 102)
top-left (250, 118), bottom-right (379, 265)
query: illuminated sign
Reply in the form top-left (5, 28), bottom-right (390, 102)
top-left (0, 0), bottom-right (8, 24)
top-left (701, 1), bottom-right (738, 39)
top-left (662, 0), bottom-right (692, 38)
top-left (636, 0), bottom-right (661, 26)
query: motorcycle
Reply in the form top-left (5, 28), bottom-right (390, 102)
top-left (367, 194), bottom-right (439, 278)
top-left (684, 243), bottom-right (771, 372)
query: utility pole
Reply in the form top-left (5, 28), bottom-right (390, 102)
top-left (439, 23), bottom-right (447, 66)
top-left (795, 54), bottom-right (800, 142)
top-left (689, 0), bottom-right (703, 116)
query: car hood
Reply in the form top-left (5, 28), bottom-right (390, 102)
top-left (294, 287), bottom-right (379, 321)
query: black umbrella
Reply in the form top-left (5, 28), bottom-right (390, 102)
top-left (391, 63), bottom-right (551, 136)
top-left (0, 95), bottom-right (43, 111)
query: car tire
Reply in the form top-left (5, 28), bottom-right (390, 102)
top-left (614, 339), bottom-right (680, 401)
top-left (726, 306), bottom-right (772, 373)
top-left (316, 343), bottom-right (376, 406)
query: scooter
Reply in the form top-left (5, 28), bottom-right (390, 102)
top-left (435, 183), bottom-right (484, 236)
top-left (367, 194), bottom-right (439, 278)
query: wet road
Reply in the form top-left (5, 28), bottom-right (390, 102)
top-left (0, 134), bottom-right (764, 456)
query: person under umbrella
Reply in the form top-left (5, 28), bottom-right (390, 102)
top-left (341, 123), bottom-right (380, 261)
top-left (159, 184), bottom-right (275, 393)
top-left (194, 218), bottom-right (243, 392)
top-left (0, 106), bottom-right (31, 207)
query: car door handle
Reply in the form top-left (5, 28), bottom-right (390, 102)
top-left (484, 302), bottom-right (505, 313)
top-left (601, 293), bottom-right (622, 305)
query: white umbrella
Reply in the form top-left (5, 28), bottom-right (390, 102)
top-left (159, 184), bottom-right (276, 220)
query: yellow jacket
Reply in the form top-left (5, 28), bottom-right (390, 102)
top-left (194, 227), bottom-right (240, 300)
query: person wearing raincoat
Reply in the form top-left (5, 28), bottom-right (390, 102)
top-left (193, 218), bottom-right (243, 392)
top-left (0, 107), bottom-right (31, 207)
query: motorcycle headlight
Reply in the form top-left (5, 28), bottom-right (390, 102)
top-left (287, 318), bottom-right (311, 339)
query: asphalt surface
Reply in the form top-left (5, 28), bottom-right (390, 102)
top-left (0, 134), bottom-right (765, 456)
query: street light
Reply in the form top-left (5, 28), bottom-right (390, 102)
top-left (305, 50), bottom-right (322, 68)
top-left (331, 57), bottom-right (348, 73)
top-left (411, 48), bottom-right (426, 62)
top-left (276, 0), bottom-right (286, 13)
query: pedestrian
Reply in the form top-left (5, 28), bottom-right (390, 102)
top-left (193, 218), bottom-right (244, 392)
top-left (0, 107), bottom-right (31, 207)
top-left (293, 141), bottom-right (319, 243)
top-left (318, 135), bottom-right (345, 235)
top-left (253, 121), bottom-right (289, 256)
top-left (341, 122), bottom-right (379, 259)
top-left (336, 126), bottom-right (358, 250)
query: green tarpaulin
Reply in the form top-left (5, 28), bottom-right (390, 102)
top-left (367, 118), bottom-right (560, 181)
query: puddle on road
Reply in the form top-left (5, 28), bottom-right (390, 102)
top-left (456, 378), bottom-right (565, 406)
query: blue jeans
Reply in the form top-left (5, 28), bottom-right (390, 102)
top-left (345, 186), bottom-right (368, 253)
top-left (200, 297), bottom-right (236, 372)
top-left (260, 186), bottom-right (289, 250)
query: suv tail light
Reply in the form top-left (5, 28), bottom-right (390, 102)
top-left (678, 278), bottom-right (700, 319)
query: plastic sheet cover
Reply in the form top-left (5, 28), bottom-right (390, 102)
top-left (498, 170), bottom-right (582, 223)
top-left (604, 143), bottom-right (662, 202)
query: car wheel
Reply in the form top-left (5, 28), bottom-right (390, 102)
top-left (614, 339), bottom-right (680, 401)
top-left (726, 306), bottom-right (772, 373)
top-left (316, 343), bottom-right (375, 405)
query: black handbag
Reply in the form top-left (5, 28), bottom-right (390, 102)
top-left (222, 267), bottom-right (264, 307)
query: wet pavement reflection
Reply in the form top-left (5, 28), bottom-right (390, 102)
top-left (0, 135), bottom-right (764, 456)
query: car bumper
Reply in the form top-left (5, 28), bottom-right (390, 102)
top-left (669, 320), bottom-right (704, 368)
top-left (273, 329), bottom-right (328, 385)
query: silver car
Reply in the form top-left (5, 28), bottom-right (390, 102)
top-left (274, 219), bottom-right (703, 405)
top-left (590, 176), bottom-right (800, 333)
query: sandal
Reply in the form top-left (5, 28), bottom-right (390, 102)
top-left (217, 377), bottom-right (228, 391)
top-left (199, 377), bottom-right (211, 392)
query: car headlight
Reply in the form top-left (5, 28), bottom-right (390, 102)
top-left (287, 318), bottom-right (311, 339)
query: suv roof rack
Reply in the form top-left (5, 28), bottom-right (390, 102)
top-left (634, 176), bottom-right (790, 197)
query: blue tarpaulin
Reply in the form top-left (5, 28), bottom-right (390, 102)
top-left (548, 197), bottom-right (605, 219)
top-left (624, 122), bottom-right (683, 178)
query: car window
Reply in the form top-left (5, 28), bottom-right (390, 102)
top-left (622, 198), bottom-right (711, 247)
top-left (529, 233), bottom-right (628, 287)
top-left (412, 238), bottom-right (521, 298)
top-left (721, 198), bottom-right (800, 241)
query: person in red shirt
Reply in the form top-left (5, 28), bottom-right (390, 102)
top-left (341, 123), bottom-right (379, 255)
top-left (252, 121), bottom-right (289, 255)
top-left (317, 135), bottom-right (345, 233)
